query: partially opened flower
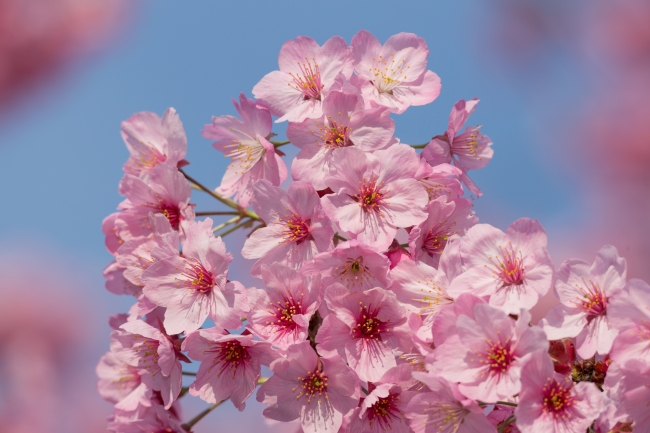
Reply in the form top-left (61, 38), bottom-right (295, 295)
top-left (183, 327), bottom-right (277, 410)
top-left (541, 245), bottom-right (626, 359)
top-left (242, 180), bottom-right (333, 277)
top-left (414, 159), bottom-right (464, 202)
top-left (142, 217), bottom-right (248, 334)
top-left (202, 93), bottom-right (287, 207)
top-left (422, 99), bottom-right (493, 196)
top-left (121, 108), bottom-right (188, 179)
top-left (350, 30), bottom-right (441, 114)
top-left (257, 341), bottom-right (360, 433)
top-left (253, 36), bottom-right (353, 123)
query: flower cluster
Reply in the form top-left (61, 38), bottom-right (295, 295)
top-left (98, 31), bottom-right (647, 433)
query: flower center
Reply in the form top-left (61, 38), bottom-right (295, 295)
top-left (490, 244), bottom-right (525, 286)
top-left (278, 212), bottom-right (310, 245)
top-left (572, 278), bottom-right (607, 318)
top-left (422, 222), bottom-right (459, 257)
top-left (410, 275), bottom-right (453, 315)
top-left (353, 302), bottom-right (388, 340)
top-left (542, 378), bottom-right (575, 414)
top-left (451, 126), bottom-right (486, 158)
top-left (322, 121), bottom-right (351, 149)
top-left (332, 257), bottom-right (376, 290)
top-left (422, 402), bottom-right (466, 431)
top-left (367, 393), bottom-right (402, 429)
top-left (128, 143), bottom-right (167, 174)
top-left (288, 58), bottom-right (323, 100)
top-left (133, 337), bottom-right (161, 376)
top-left (158, 203), bottom-right (181, 230)
top-left (224, 139), bottom-right (266, 175)
top-left (267, 293), bottom-right (304, 333)
top-left (368, 53), bottom-right (412, 94)
top-left (296, 370), bottom-right (328, 403)
top-left (181, 261), bottom-right (215, 294)
top-left (354, 177), bottom-right (386, 214)
top-left (482, 340), bottom-right (515, 374)
top-left (208, 340), bottom-right (251, 377)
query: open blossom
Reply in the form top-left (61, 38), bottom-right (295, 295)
top-left (414, 159), bottom-right (464, 202)
top-left (429, 293), bottom-right (487, 347)
top-left (121, 108), bottom-right (188, 179)
top-left (406, 375), bottom-right (495, 433)
top-left (316, 285), bottom-right (410, 382)
top-left (253, 36), bottom-right (353, 123)
top-left (202, 93), bottom-right (287, 207)
top-left (408, 197), bottom-right (477, 268)
top-left (448, 218), bottom-right (553, 314)
top-left (608, 278), bottom-right (650, 362)
top-left (346, 364), bottom-right (416, 433)
top-left (428, 306), bottom-right (548, 402)
top-left (183, 327), bottom-right (277, 411)
top-left (110, 320), bottom-right (186, 409)
top-left (287, 86), bottom-right (395, 189)
top-left (96, 351), bottom-right (151, 416)
top-left (515, 351), bottom-right (604, 433)
top-left (247, 264), bottom-right (321, 350)
top-left (115, 163), bottom-right (195, 240)
top-left (257, 341), bottom-right (360, 433)
top-left (349, 30), bottom-right (441, 114)
top-left (422, 99), bottom-right (493, 196)
top-left (541, 245), bottom-right (626, 359)
top-left (321, 144), bottom-right (428, 250)
top-left (242, 180), bottom-right (333, 277)
top-left (301, 239), bottom-right (391, 292)
top-left (142, 218), bottom-right (248, 334)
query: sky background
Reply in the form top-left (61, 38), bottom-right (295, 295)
top-left (0, 1), bottom-right (598, 431)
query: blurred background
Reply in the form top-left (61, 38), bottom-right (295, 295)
top-left (0, 0), bottom-right (648, 431)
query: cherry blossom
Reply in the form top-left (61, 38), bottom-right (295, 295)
top-left (608, 278), bottom-right (650, 362)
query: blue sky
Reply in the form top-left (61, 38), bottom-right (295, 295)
top-left (0, 1), bottom-right (586, 430)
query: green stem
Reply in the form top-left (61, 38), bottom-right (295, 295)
top-left (179, 387), bottom-right (190, 398)
top-left (215, 218), bottom-right (252, 238)
top-left (334, 233), bottom-right (348, 242)
top-left (410, 143), bottom-right (430, 149)
top-left (212, 216), bottom-right (242, 233)
top-left (498, 415), bottom-right (516, 433)
top-left (182, 371), bottom-right (197, 377)
top-left (271, 140), bottom-right (290, 148)
top-left (361, 386), bottom-right (369, 395)
top-left (257, 377), bottom-right (268, 385)
top-left (179, 168), bottom-right (260, 221)
top-left (495, 401), bottom-right (518, 407)
top-left (182, 401), bottom-right (226, 431)
top-left (194, 211), bottom-right (241, 216)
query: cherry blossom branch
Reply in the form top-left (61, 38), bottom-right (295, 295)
top-left (181, 371), bottom-right (197, 376)
top-left (333, 233), bottom-right (347, 242)
top-left (271, 140), bottom-right (290, 148)
top-left (179, 387), bottom-right (189, 398)
top-left (194, 211), bottom-right (241, 216)
top-left (410, 143), bottom-right (430, 149)
top-left (495, 401), bottom-right (518, 407)
top-left (212, 216), bottom-right (243, 233)
top-left (215, 218), bottom-right (254, 238)
top-left (179, 168), bottom-right (260, 221)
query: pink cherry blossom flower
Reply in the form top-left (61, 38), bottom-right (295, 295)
top-left (110, 320), bottom-right (186, 409)
top-left (414, 159), bottom-right (464, 202)
top-left (115, 163), bottom-right (195, 240)
top-left (541, 245), bottom-right (626, 359)
top-left (515, 350), bottom-right (604, 433)
top-left (487, 405), bottom-right (520, 433)
top-left (408, 197), bottom-right (477, 268)
top-left (183, 327), bottom-right (277, 411)
top-left (448, 218), bottom-right (553, 315)
top-left (104, 260), bottom-right (140, 297)
top-left (422, 99), bottom-right (493, 196)
top-left (121, 108), bottom-right (188, 179)
top-left (316, 285), bottom-right (410, 382)
top-left (201, 93), bottom-right (287, 207)
top-left (96, 351), bottom-right (150, 413)
top-left (301, 239), bottom-right (391, 292)
top-left (349, 30), bottom-right (441, 114)
top-left (253, 36), bottom-right (353, 123)
top-left (108, 396), bottom-right (184, 433)
top-left (608, 278), bottom-right (650, 362)
top-left (346, 364), bottom-right (416, 433)
top-left (406, 375), bottom-right (495, 433)
top-left (616, 359), bottom-right (650, 430)
top-left (429, 293), bottom-right (487, 347)
top-left (320, 144), bottom-right (428, 250)
top-left (384, 239), bottom-right (411, 269)
top-left (142, 217), bottom-right (248, 334)
top-left (103, 212), bottom-right (124, 255)
top-left (428, 306), bottom-right (548, 402)
top-left (257, 341), bottom-right (360, 433)
top-left (246, 264), bottom-right (321, 350)
top-left (287, 85), bottom-right (395, 189)
top-left (241, 180), bottom-right (333, 277)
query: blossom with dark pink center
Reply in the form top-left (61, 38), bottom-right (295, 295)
top-left (183, 327), bottom-right (277, 411)
top-left (242, 180), bottom-right (333, 277)
top-left (428, 305), bottom-right (548, 402)
top-left (422, 99), bottom-right (493, 196)
top-left (448, 218), bottom-right (553, 315)
top-left (515, 350), bottom-right (603, 433)
top-left (414, 159), bottom-right (464, 202)
top-left (301, 239), bottom-right (391, 292)
top-left (121, 108), bottom-right (188, 179)
top-left (316, 285), bottom-right (410, 382)
top-left (405, 375), bottom-right (495, 433)
top-left (202, 93), bottom-right (287, 207)
top-left (541, 245), bottom-right (626, 359)
top-left (287, 86), bottom-right (395, 190)
top-left (320, 144), bottom-right (428, 250)
top-left (115, 163), bottom-right (194, 241)
top-left (246, 264), bottom-right (320, 350)
top-left (257, 341), bottom-right (360, 433)
top-left (142, 218), bottom-right (248, 334)
top-left (349, 31), bottom-right (441, 114)
top-left (110, 320), bottom-right (186, 409)
top-left (408, 197), bottom-right (477, 268)
top-left (608, 278), bottom-right (650, 363)
top-left (253, 36), bottom-right (353, 123)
